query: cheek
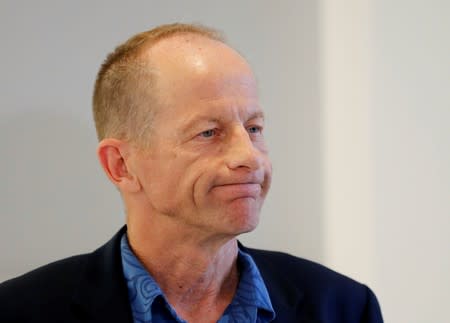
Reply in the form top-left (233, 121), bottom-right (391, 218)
top-left (147, 153), bottom-right (210, 204)
top-left (186, 158), bottom-right (227, 206)
top-left (141, 167), bottom-right (174, 201)
top-left (135, 154), bottom-right (181, 199)
top-left (262, 156), bottom-right (273, 194)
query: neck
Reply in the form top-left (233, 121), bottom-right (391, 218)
top-left (126, 213), bottom-right (240, 321)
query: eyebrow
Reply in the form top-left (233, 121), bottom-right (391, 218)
top-left (180, 110), bottom-right (265, 133)
top-left (180, 116), bottom-right (219, 134)
top-left (249, 111), bottom-right (265, 120)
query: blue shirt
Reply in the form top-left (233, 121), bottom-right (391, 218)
top-left (120, 234), bottom-right (276, 323)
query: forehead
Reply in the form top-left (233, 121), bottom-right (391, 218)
top-left (144, 34), bottom-right (259, 109)
top-left (141, 34), bottom-right (256, 90)
top-left (140, 33), bottom-right (245, 65)
top-left (160, 72), bottom-right (261, 130)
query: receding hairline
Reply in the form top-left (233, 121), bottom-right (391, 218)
top-left (92, 23), bottom-right (227, 144)
top-left (95, 24), bottom-right (226, 95)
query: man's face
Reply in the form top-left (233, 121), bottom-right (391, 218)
top-left (130, 36), bottom-right (272, 238)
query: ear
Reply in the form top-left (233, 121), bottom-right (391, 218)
top-left (96, 139), bottom-right (141, 193)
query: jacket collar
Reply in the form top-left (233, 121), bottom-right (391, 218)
top-left (239, 243), bottom-right (304, 322)
top-left (71, 226), bottom-right (132, 322)
top-left (70, 226), bottom-right (303, 322)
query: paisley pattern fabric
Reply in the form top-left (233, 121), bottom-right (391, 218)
top-left (120, 234), bottom-right (275, 323)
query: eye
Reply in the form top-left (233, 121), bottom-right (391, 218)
top-left (199, 129), bottom-right (217, 138)
top-left (247, 125), bottom-right (263, 134)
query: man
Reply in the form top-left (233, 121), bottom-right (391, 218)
top-left (0, 23), bottom-right (383, 322)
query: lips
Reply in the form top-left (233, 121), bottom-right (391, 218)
top-left (211, 182), bottom-right (262, 200)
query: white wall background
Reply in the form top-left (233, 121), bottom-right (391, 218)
top-left (1, 1), bottom-right (449, 322)
top-left (372, 1), bottom-right (449, 321)
top-left (321, 0), bottom-right (450, 322)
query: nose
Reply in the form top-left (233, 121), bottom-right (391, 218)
top-left (225, 126), bottom-right (264, 171)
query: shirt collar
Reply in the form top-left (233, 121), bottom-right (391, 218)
top-left (235, 248), bottom-right (276, 317)
top-left (120, 233), bottom-right (275, 322)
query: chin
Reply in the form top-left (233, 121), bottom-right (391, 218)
top-left (224, 201), bottom-right (261, 235)
top-left (201, 197), bottom-right (263, 237)
top-left (236, 221), bottom-right (259, 236)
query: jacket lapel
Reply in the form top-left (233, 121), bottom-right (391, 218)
top-left (259, 266), bottom-right (303, 323)
top-left (70, 226), bottom-right (133, 322)
top-left (242, 244), bottom-right (304, 323)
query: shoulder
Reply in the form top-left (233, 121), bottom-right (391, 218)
top-left (0, 227), bottom-right (128, 322)
top-left (246, 247), bottom-right (360, 290)
top-left (0, 254), bottom-right (90, 320)
top-left (243, 247), bottom-right (383, 322)
top-left (0, 253), bottom-right (89, 293)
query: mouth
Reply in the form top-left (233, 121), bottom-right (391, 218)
top-left (211, 182), bottom-right (262, 200)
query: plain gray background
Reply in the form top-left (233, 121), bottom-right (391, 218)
top-left (1, 1), bottom-right (449, 322)
top-left (0, 0), bottom-right (321, 271)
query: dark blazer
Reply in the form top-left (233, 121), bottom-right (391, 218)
top-left (0, 227), bottom-right (383, 322)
